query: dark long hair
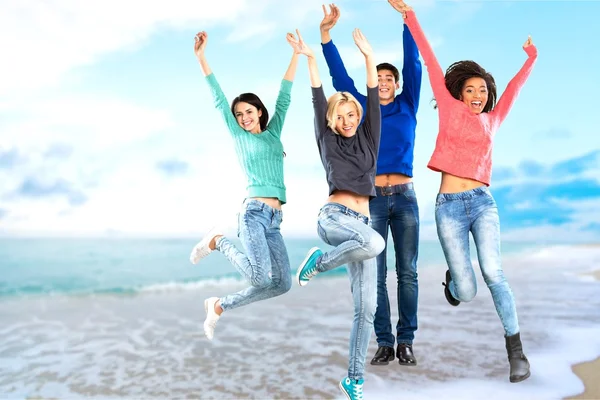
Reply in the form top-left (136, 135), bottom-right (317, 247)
top-left (230, 93), bottom-right (269, 132)
top-left (435, 60), bottom-right (497, 113)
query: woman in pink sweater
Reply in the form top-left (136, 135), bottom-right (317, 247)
top-left (388, 0), bottom-right (537, 383)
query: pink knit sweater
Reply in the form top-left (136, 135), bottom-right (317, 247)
top-left (404, 10), bottom-right (538, 185)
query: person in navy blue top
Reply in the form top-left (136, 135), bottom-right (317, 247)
top-left (320, 3), bottom-right (423, 366)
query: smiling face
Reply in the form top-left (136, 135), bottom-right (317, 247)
top-left (234, 102), bottom-right (262, 133)
top-left (377, 69), bottom-right (399, 105)
top-left (334, 102), bottom-right (360, 137)
top-left (460, 77), bottom-right (488, 114)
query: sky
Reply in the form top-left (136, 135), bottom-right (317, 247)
top-left (1, 0), bottom-right (599, 241)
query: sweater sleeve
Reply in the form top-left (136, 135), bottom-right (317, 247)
top-left (321, 40), bottom-right (368, 107)
top-left (403, 10), bottom-right (454, 107)
top-left (490, 45), bottom-right (538, 127)
top-left (363, 86), bottom-right (382, 155)
top-left (266, 79), bottom-right (293, 137)
top-left (312, 85), bottom-right (329, 141)
top-left (205, 73), bottom-right (242, 136)
top-left (400, 23), bottom-right (422, 112)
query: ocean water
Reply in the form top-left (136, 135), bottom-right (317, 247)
top-left (0, 238), bottom-right (537, 298)
top-left (0, 239), bottom-right (599, 399)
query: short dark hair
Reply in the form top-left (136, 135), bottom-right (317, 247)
top-left (443, 60), bottom-right (497, 113)
top-left (230, 93), bottom-right (269, 131)
top-left (376, 62), bottom-right (400, 83)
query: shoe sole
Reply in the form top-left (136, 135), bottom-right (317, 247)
top-left (203, 298), bottom-right (213, 340)
top-left (370, 357), bottom-right (394, 365)
top-left (510, 367), bottom-right (531, 383)
top-left (444, 270), bottom-right (460, 306)
top-left (296, 247), bottom-right (320, 287)
top-left (338, 382), bottom-right (351, 400)
top-left (398, 359), bottom-right (418, 366)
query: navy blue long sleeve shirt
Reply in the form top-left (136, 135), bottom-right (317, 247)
top-left (321, 24), bottom-right (422, 177)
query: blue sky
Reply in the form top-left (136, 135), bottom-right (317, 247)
top-left (0, 0), bottom-right (598, 241)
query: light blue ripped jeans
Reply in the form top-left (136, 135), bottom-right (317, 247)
top-left (217, 199), bottom-right (291, 311)
top-left (314, 202), bottom-right (385, 381)
top-left (435, 186), bottom-right (520, 336)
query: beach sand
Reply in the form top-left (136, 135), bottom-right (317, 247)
top-left (1, 246), bottom-right (600, 399)
top-left (566, 357), bottom-right (600, 400)
top-left (567, 266), bottom-right (600, 400)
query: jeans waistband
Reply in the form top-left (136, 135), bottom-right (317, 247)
top-left (375, 182), bottom-right (414, 197)
top-left (436, 186), bottom-right (490, 201)
top-left (320, 202), bottom-right (369, 223)
top-left (242, 198), bottom-right (283, 216)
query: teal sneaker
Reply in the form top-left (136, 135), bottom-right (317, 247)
top-left (296, 247), bottom-right (323, 286)
top-left (339, 377), bottom-right (364, 400)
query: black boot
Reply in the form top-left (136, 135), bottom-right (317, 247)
top-left (442, 270), bottom-right (460, 306)
top-left (505, 332), bottom-right (531, 383)
top-left (397, 343), bottom-right (417, 366)
top-left (370, 346), bottom-right (395, 365)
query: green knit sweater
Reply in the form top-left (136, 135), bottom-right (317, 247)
top-left (206, 73), bottom-right (292, 204)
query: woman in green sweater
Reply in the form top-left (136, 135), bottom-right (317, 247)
top-left (189, 31), bottom-right (298, 341)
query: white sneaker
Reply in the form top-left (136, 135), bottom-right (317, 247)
top-left (203, 297), bottom-right (221, 340)
top-left (189, 227), bottom-right (223, 264)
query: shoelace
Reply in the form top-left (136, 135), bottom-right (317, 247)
top-left (352, 383), bottom-right (363, 400)
top-left (303, 265), bottom-right (318, 280)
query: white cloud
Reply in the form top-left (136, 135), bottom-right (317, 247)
top-left (0, 0), bottom-right (258, 97)
top-left (1, 96), bottom-right (174, 150)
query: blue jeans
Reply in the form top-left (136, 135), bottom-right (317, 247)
top-left (218, 199), bottom-right (291, 311)
top-left (370, 183), bottom-right (419, 347)
top-left (315, 203), bottom-right (385, 381)
top-left (435, 187), bottom-right (520, 336)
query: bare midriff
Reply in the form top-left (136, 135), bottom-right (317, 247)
top-left (250, 197), bottom-right (282, 210)
top-left (328, 190), bottom-right (371, 217)
top-left (439, 172), bottom-right (486, 194)
top-left (375, 173), bottom-right (412, 187)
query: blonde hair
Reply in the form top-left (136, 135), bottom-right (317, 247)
top-left (326, 92), bottom-right (363, 134)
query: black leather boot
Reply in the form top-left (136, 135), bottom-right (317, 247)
top-left (370, 346), bottom-right (395, 365)
top-left (397, 343), bottom-right (417, 366)
top-left (505, 332), bottom-right (531, 383)
top-left (442, 270), bottom-right (460, 306)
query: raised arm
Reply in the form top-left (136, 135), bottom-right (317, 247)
top-left (388, 1), bottom-right (453, 105)
top-left (354, 29), bottom-right (381, 150)
top-left (194, 31), bottom-right (212, 77)
top-left (288, 29), bottom-right (327, 139)
top-left (353, 29), bottom-right (377, 89)
top-left (266, 39), bottom-right (299, 136)
top-left (400, 23), bottom-right (422, 111)
top-left (288, 29), bottom-right (322, 88)
top-left (490, 37), bottom-right (538, 126)
top-left (320, 4), bottom-right (367, 104)
top-left (194, 31), bottom-right (240, 135)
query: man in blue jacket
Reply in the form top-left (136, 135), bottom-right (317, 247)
top-left (319, 3), bottom-right (422, 366)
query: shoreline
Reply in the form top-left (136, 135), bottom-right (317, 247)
top-left (566, 357), bottom-right (600, 400)
top-left (567, 268), bottom-right (600, 400)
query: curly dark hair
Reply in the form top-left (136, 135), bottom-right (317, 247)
top-left (435, 60), bottom-right (497, 113)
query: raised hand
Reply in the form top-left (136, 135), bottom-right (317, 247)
top-left (287, 29), bottom-right (314, 58)
top-left (194, 31), bottom-right (208, 58)
top-left (523, 35), bottom-right (534, 49)
top-left (388, 0), bottom-right (412, 18)
top-left (352, 28), bottom-right (373, 58)
top-left (320, 4), bottom-right (340, 33)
